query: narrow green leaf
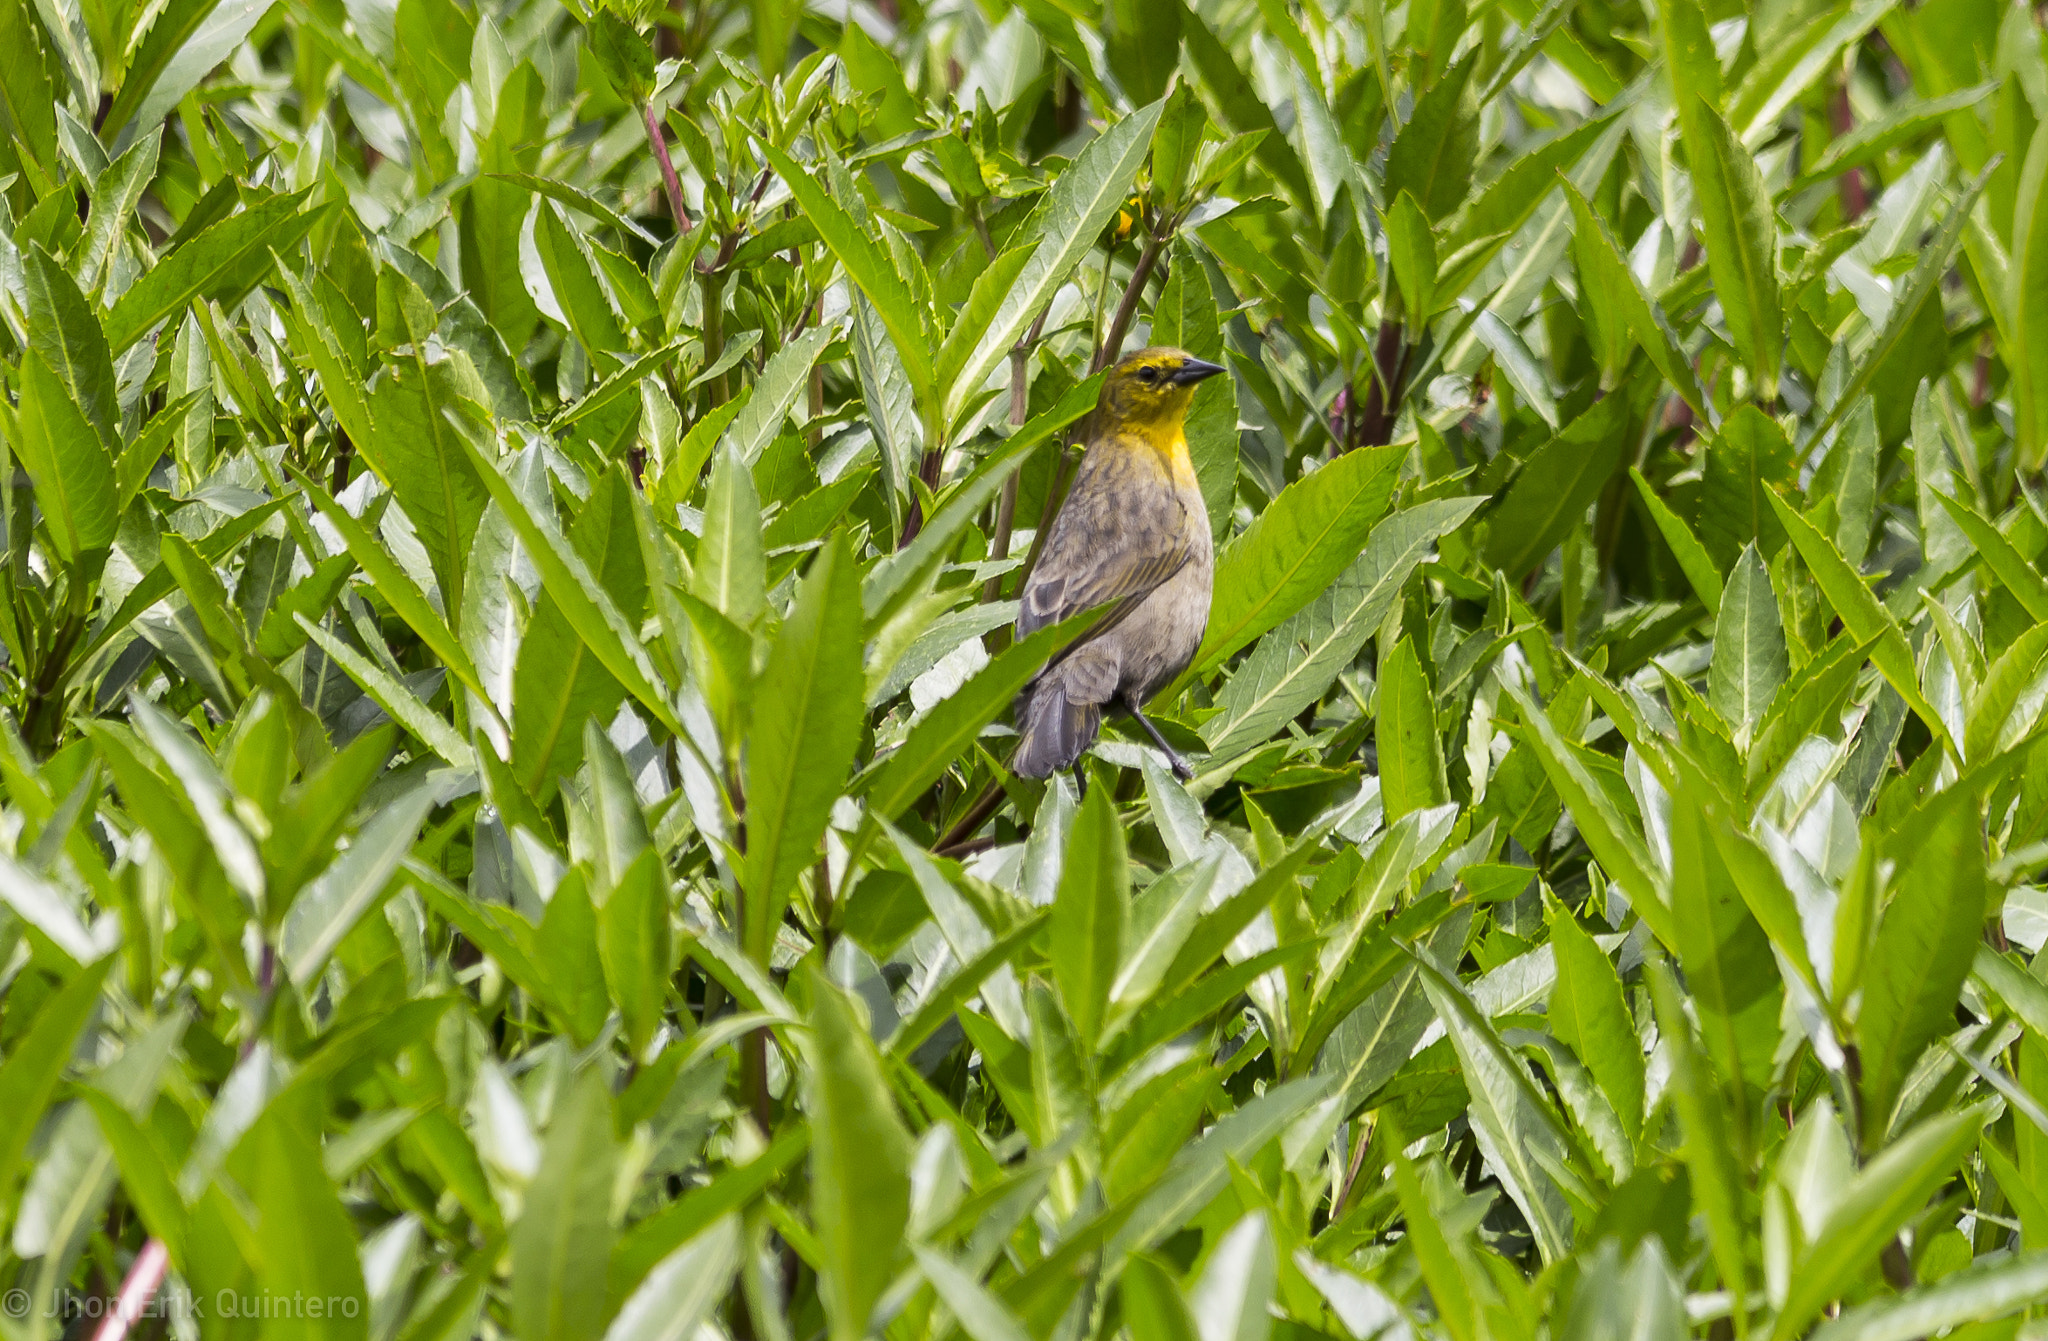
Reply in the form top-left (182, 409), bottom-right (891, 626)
top-left (296, 616), bottom-right (474, 767)
top-left (1052, 785), bottom-right (1129, 1048)
top-left (758, 140), bottom-right (934, 396)
top-left (0, 958), bottom-right (113, 1205)
top-left (866, 617), bottom-right (1088, 821)
top-left (1687, 97), bottom-right (1783, 399)
top-left (280, 783), bottom-right (436, 987)
top-left (742, 533), bottom-right (864, 962)
top-left (1185, 445), bottom-right (1408, 683)
top-left (458, 434), bottom-right (681, 736)
top-left (1482, 394), bottom-right (1628, 578)
top-left (1708, 543), bottom-right (1787, 731)
top-left (1377, 637), bottom-right (1447, 819)
top-left (1202, 498), bottom-right (1481, 758)
top-left (1773, 1103), bottom-right (1990, 1338)
top-left (1854, 798), bottom-right (1988, 1147)
top-left (251, 1110), bottom-right (373, 1341)
top-left (1933, 490), bottom-right (2048, 621)
top-left (104, 188), bottom-right (322, 354)
top-left (1766, 490), bottom-right (1949, 747)
top-left (945, 98), bottom-right (1164, 423)
top-left (1501, 681), bottom-right (1674, 946)
top-left (5, 349), bottom-right (118, 561)
top-left (1631, 468), bottom-right (1723, 613)
top-left (804, 966), bottom-right (913, 1341)
top-left (512, 1070), bottom-right (618, 1341)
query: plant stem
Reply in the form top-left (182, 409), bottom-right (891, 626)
top-left (1354, 317), bottom-right (1408, 449)
top-left (984, 306), bottom-right (1052, 607)
top-left (644, 102), bottom-right (691, 237)
top-left (1097, 231), bottom-right (1167, 373)
top-left (90, 1238), bottom-right (168, 1341)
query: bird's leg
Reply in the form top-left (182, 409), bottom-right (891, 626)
top-left (1129, 708), bottom-right (1194, 782)
top-left (1072, 763), bottom-right (1088, 802)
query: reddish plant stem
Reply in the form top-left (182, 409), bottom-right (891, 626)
top-left (1830, 82), bottom-right (1869, 222)
top-left (644, 103), bottom-right (691, 237)
top-left (92, 1238), bottom-right (169, 1341)
top-left (1353, 318), bottom-right (1408, 449)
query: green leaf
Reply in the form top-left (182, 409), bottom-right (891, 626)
top-left (513, 466), bottom-right (647, 793)
top-left (0, 958), bottom-right (113, 1207)
top-left (1412, 947), bottom-right (1578, 1263)
top-left (862, 377), bottom-right (1099, 622)
top-left (1808, 1251), bottom-right (2048, 1341)
top-left (292, 468), bottom-right (496, 716)
top-left (297, 616), bottom-right (473, 767)
top-left (1808, 163), bottom-right (1991, 447)
top-left (251, 1110), bottom-right (373, 1341)
top-left (1385, 191), bottom-right (1439, 321)
top-left (1708, 543), bottom-right (1787, 731)
top-left (533, 199), bottom-right (629, 357)
top-left (360, 299), bottom-right (495, 613)
top-left (1700, 406), bottom-right (1796, 568)
top-left (742, 532), bottom-right (864, 963)
top-left (0, 0), bottom-right (56, 187)
top-left (1686, 97), bottom-right (1783, 399)
top-left (1501, 680), bottom-right (1674, 946)
top-left (602, 1217), bottom-right (741, 1341)
top-left (1184, 444), bottom-right (1407, 683)
top-left (4, 349), bottom-right (119, 561)
top-left (1548, 906), bottom-right (1644, 1141)
top-left (1631, 468), bottom-right (1723, 613)
top-left (758, 140), bottom-right (934, 397)
top-left (1645, 954), bottom-right (1750, 1319)
top-left (1051, 784), bottom-right (1129, 1048)
top-left (1932, 489), bottom-right (2048, 621)
top-left (723, 326), bottom-right (832, 465)
top-left (1563, 180), bottom-right (1713, 418)
top-left (1376, 636), bottom-right (1447, 819)
top-left (692, 443), bottom-right (767, 629)
top-left (1482, 394), bottom-right (1628, 578)
top-left (1853, 798), bottom-right (1988, 1148)
top-left (1728, 0), bottom-right (1902, 147)
top-left (512, 1069), bottom-right (618, 1341)
top-left (103, 187), bottom-right (322, 354)
top-left (865, 617), bottom-right (1084, 821)
top-left (1766, 490), bottom-right (1950, 748)
top-left (1773, 1103), bottom-right (1990, 1338)
top-left (804, 965), bottom-right (913, 1341)
top-left (934, 244), bottom-right (1035, 412)
top-left (460, 436), bottom-right (680, 737)
top-left (945, 98), bottom-right (1164, 424)
top-left (1666, 779), bottom-right (1781, 1155)
top-left (1202, 498), bottom-right (1482, 758)
top-left (105, 0), bottom-right (278, 145)
top-left (21, 245), bottom-right (116, 448)
top-left (280, 782), bottom-right (436, 986)
top-left (1385, 54), bottom-right (1478, 220)
top-left (1109, 1076), bottom-right (1332, 1256)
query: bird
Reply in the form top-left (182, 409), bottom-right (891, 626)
top-left (1012, 346), bottom-right (1225, 788)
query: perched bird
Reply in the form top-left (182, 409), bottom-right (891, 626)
top-left (1013, 347), bottom-right (1225, 785)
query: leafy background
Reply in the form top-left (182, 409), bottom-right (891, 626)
top-left (3, 0), bottom-right (2048, 1335)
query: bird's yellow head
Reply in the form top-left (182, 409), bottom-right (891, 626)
top-left (1097, 347), bottom-right (1227, 434)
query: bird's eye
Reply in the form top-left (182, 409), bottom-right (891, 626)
top-left (1137, 367), bottom-right (1158, 384)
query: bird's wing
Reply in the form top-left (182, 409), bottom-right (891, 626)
top-left (1017, 443), bottom-right (1193, 638)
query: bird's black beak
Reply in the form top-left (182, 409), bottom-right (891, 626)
top-left (1170, 358), bottom-right (1227, 385)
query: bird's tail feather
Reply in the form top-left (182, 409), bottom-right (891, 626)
top-left (1013, 676), bottom-right (1101, 779)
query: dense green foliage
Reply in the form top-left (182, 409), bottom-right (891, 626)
top-left (4, 0), bottom-right (2048, 1336)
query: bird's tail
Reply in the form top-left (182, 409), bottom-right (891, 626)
top-left (1012, 672), bottom-right (1102, 779)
